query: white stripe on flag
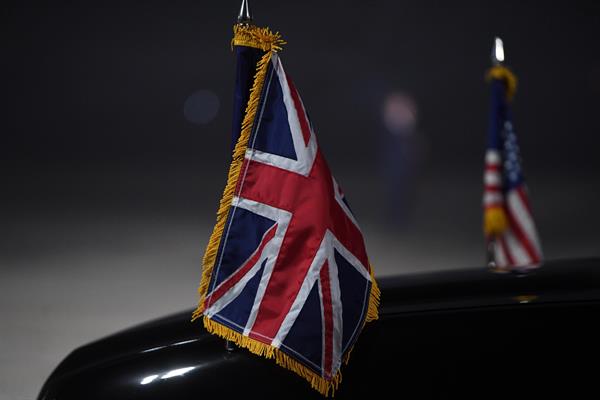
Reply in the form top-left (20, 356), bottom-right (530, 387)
top-left (484, 171), bottom-right (502, 187)
top-left (271, 233), bottom-right (331, 348)
top-left (507, 189), bottom-right (542, 258)
top-left (486, 150), bottom-right (501, 165)
top-left (494, 238), bottom-right (508, 268)
top-left (503, 228), bottom-right (531, 266)
top-left (204, 251), bottom-right (269, 318)
top-left (484, 192), bottom-right (503, 206)
top-left (317, 278), bottom-right (326, 377)
top-left (327, 252), bottom-right (343, 377)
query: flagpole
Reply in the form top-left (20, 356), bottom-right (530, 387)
top-left (224, 0), bottom-right (253, 352)
top-left (237, 0), bottom-right (252, 24)
top-left (486, 37), bottom-right (504, 271)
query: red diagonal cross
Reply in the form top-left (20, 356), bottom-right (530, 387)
top-left (238, 150), bottom-right (369, 341)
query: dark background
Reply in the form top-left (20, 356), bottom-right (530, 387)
top-left (3, 1), bottom-right (600, 168)
top-left (1, 1), bottom-right (599, 399)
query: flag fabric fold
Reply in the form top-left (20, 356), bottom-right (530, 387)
top-left (483, 65), bottom-right (543, 270)
top-left (193, 24), bottom-right (379, 396)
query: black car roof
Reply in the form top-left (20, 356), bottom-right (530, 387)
top-left (378, 257), bottom-right (600, 314)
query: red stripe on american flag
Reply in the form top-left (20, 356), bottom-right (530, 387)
top-left (498, 236), bottom-right (515, 266)
top-left (485, 185), bottom-right (502, 191)
top-left (320, 262), bottom-right (333, 379)
top-left (205, 223), bottom-right (278, 308)
top-left (506, 199), bottom-right (540, 263)
top-left (516, 186), bottom-right (533, 216)
top-left (485, 165), bottom-right (501, 172)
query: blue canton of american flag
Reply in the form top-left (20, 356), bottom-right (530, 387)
top-left (483, 73), bottom-right (543, 268)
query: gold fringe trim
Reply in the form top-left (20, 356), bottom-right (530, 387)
top-left (232, 23), bottom-right (286, 52)
top-left (366, 265), bottom-right (381, 323)
top-left (203, 316), bottom-right (344, 397)
top-left (484, 206), bottom-right (508, 236)
top-left (486, 65), bottom-right (518, 101)
top-left (192, 25), bottom-right (282, 322)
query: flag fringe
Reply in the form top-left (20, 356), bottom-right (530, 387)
top-left (366, 265), bottom-right (381, 323)
top-left (231, 24), bottom-right (286, 52)
top-left (192, 25), bottom-right (281, 322)
top-left (202, 317), bottom-right (342, 397)
top-left (486, 65), bottom-right (517, 101)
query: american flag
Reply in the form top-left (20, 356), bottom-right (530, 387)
top-left (195, 26), bottom-right (378, 396)
top-left (483, 67), bottom-right (543, 269)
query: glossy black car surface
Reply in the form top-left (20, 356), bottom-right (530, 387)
top-left (39, 258), bottom-right (600, 399)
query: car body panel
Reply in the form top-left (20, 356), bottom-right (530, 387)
top-left (38, 258), bottom-right (600, 399)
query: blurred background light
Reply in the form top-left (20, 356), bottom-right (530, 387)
top-left (183, 89), bottom-right (220, 125)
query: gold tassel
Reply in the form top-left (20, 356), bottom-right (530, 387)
top-left (486, 65), bottom-right (518, 101)
top-left (484, 206), bottom-right (508, 236)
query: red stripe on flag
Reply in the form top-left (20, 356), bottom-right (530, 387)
top-left (241, 152), bottom-right (369, 340)
top-left (205, 223), bottom-right (278, 308)
top-left (485, 165), bottom-right (501, 172)
top-left (498, 236), bottom-right (515, 266)
top-left (505, 203), bottom-right (540, 264)
top-left (319, 262), bottom-right (333, 379)
top-left (285, 74), bottom-right (311, 146)
top-left (485, 185), bottom-right (502, 191)
top-left (517, 186), bottom-right (533, 215)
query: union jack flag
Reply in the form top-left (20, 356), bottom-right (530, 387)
top-left (195, 25), bottom-right (378, 396)
top-left (483, 66), bottom-right (543, 269)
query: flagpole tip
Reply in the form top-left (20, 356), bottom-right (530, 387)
top-left (492, 36), bottom-right (505, 65)
top-left (237, 0), bottom-right (252, 24)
